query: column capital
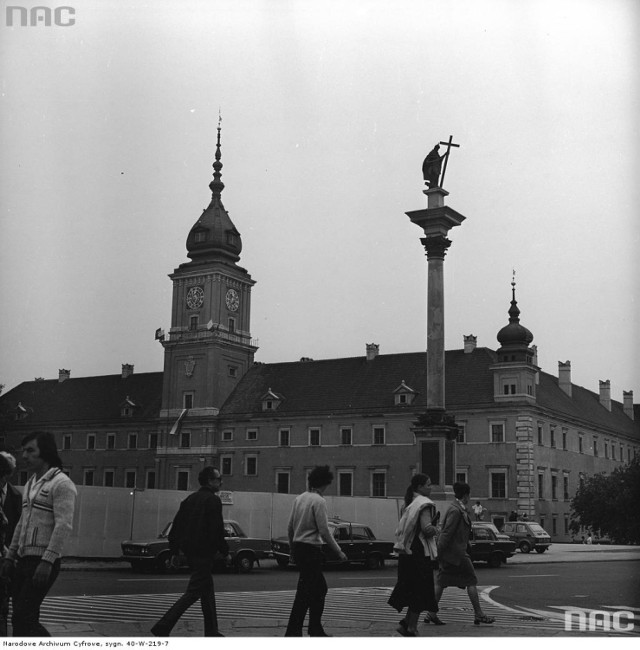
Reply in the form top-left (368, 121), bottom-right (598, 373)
top-left (421, 235), bottom-right (452, 259)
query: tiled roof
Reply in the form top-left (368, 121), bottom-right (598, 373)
top-left (0, 372), bottom-right (163, 425)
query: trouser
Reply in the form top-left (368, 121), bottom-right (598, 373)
top-left (0, 575), bottom-right (10, 636)
top-left (10, 556), bottom-right (61, 637)
top-left (285, 543), bottom-right (328, 636)
top-left (154, 557), bottom-right (219, 636)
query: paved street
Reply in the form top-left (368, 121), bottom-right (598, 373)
top-left (19, 544), bottom-right (639, 638)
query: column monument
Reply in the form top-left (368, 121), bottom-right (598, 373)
top-left (406, 135), bottom-right (465, 500)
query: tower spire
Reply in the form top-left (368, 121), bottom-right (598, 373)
top-left (509, 269), bottom-right (521, 323)
top-left (209, 112), bottom-right (224, 197)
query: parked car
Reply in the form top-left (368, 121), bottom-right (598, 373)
top-left (502, 521), bottom-right (551, 553)
top-left (121, 519), bottom-right (272, 573)
top-left (468, 522), bottom-right (516, 567)
top-left (271, 517), bottom-right (394, 570)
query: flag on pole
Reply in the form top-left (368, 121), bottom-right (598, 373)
top-left (169, 409), bottom-right (188, 436)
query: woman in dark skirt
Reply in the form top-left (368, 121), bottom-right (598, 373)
top-left (433, 482), bottom-right (495, 625)
top-left (388, 473), bottom-right (440, 636)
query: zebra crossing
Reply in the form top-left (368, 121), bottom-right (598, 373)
top-left (37, 586), bottom-right (573, 634)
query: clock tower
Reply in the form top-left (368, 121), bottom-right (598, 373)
top-left (160, 123), bottom-right (257, 418)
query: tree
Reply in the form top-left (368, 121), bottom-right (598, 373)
top-left (570, 457), bottom-right (640, 544)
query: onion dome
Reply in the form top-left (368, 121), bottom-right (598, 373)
top-left (497, 278), bottom-right (534, 348)
top-left (186, 119), bottom-right (242, 263)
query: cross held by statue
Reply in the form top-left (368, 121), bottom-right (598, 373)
top-left (438, 135), bottom-right (460, 189)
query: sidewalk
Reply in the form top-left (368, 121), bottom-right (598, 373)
top-left (46, 544), bottom-right (639, 637)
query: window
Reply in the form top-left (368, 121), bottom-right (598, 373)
top-left (604, 441), bottom-right (609, 459)
top-left (490, 423), bottom-right (505, 443)
top-left (128, 433), bottom-right (138, 450)
top-left (125, 470), bottom-right (136, 489)
top-left (83, 469), bottom-right (95, 486)
top-left (63, 434), bottom-right (72, 451)
top-left (552, 517), bottom-right (558, 535)
top-left (371, 471), bottom-right (386, 497)
top-left (86, 435), bottom-right (96, 451)
top-left (194, 231), bottom-right (206, 243)
top-left (222, 430), bottom-right (233, 442)
top-left (563, 475), bottom-right (569, 500)
top-left (148, 433), bottom-right (158, 449)
top-left (246, 429), bottom-right (258, 441)
top-left (189, 315), bottom-right (198, 331)
top-left (503, 383), bottom-right (516, 395)
top-left (455, 470), bottom-right (468, 484)
top-left (538, 473), bottom-right (545, 499)
top-left (245, 456), bottom-right (258, 476)
top-left (338, 471), bottom-right (353, 496)
top-left (276, 471), bottom-right (290, 494)
top-left (550, 428), bottom-right (556, 448)
top-left (551, 474), bottom-right (558, 500)
top-left (107, 433), bottom-right (116, 450)
top-left (183, 393), bottom-right (194, 409)
top-left (578, 434), bottom-right (583, 454)
top-left (611, 444), bottom-right (616, 461)
top-left (340, 427), bottom-right (352, 446)
top-left (279, 429), bottom-right (290, 447)
top-left (221, 455), bottom-right (233, 476)
top-left (456, 424), bottom-right (466, 444)
top-left (228, 366), bottom-right (238, 378)
top-left (593, 437), bottom-right (599, 457)
top-left (104, 470), bottom-right (115, 487)
top-left (537, 424), bottom-right (544, 446)
top-left (180, 431), bottom-right (191, 448)
top-left (146, 470), bottom-right (156, 489)
top-left (490, 471), bottom-right (506, 498)
top-left (309, 428), bottom-right (321, 447)
top-left (372, 426), bottom-right (385, 445)
top-left (228, 317), bottom-right (236, 332)
top-left (564, 517), bottom-right (570, 535)
top-left (176, 470), bottom-right (189, 491)
top-left (562, 429), bottom-right (568, 450)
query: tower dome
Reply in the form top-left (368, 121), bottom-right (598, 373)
top-left (497, 278), bottom-right (534, 348)
top-left (186, 120), bottom-right (242, 264)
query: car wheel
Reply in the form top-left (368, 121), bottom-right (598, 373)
top-left (235, 552), bottom-right (254, 573)
top-left (156, 551), bottom-right (176, 574)
top-left (488, 553), bottom-right (503, 568)
top-left (535, 547), bottom-right (546, 554)
top-left (519, 541), bottom-right (532, 553)
top-left (276, 557), bottom-right (290, 569)
top-left (365, 554), bottom-right (383, 570)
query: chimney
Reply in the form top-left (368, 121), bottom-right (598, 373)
top-left (366, 343), bottom-right (379, 361)
top-left (58, 369), bottom-right (70, 383)
top-left (599, 379), bottom-right (611, 411)
top-left (121, 363), bottom-right (134, 379)
top-left (531, 344), bottom-right (539, 385)
top-left (623, 390), bottom-right (634, 419)
top-left (558, 361), bottom-right (572, 397)
top-left (463, 334), bottom-right (477, 353)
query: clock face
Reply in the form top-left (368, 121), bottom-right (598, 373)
top-left (186, 286), bottom-right (204, 310)
top-left (225, 288), bottom-right (240, 312)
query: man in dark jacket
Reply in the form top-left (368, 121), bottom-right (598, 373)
top-left (151, 467), bottom-right (229, 637)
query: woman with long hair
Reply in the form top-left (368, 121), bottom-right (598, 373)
top-left (387, 473), bottom-right (441, 636)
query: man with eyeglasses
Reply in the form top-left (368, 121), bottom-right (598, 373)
top-left (151, 466), bottom-right (229, 636)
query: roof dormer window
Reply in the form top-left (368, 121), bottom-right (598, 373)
top-left (120, 396), bottom-right (136, 418)
top-left (261, 388), bottom-right (282, 412)
top-left (393, 380), bottom-right (417, 406)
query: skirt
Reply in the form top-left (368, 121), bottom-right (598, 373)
top-left (388, 550), bottom-right (438, 614)
top-left (437, 554), bottom-right (478, 588)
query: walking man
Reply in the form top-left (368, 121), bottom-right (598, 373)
top-left (0, 452), bottom-right (22, 636)
top-left (285, 465), bottom-right (347, 637)
top-left (1, 432), bottom-right (77, 636)
top-left (151, 466), bottom-right (229, 637)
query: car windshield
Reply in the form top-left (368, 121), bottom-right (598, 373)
top-left (475, 523), bottom-right (500, 535)
top-left (529, 524), bottom-right (547, 534)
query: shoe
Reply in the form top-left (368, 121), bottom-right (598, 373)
top-left (396, 624), bottom-right (417, 637)
top-left (424, 612), bottom-right (446, 625)
top-left (150, 623), bottom-right (170, 637)
top-left (474, 615), bottom-right (495, 625)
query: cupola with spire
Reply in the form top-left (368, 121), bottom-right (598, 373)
top-left (185, 117), bottom-right (242, 265)
top-left (496, 274), bottom-right (534, 363)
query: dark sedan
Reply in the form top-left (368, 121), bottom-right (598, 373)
top-left (271, 518), bottom-right (394, 570)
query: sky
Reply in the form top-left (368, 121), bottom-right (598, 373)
top-left (1, 0), bottom-right (639, 404)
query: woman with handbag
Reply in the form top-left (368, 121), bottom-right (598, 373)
top-left (388, 473), bottom-right (441, 636)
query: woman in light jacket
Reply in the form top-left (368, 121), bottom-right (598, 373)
top-left (388, 473), bottom-right (441, 636)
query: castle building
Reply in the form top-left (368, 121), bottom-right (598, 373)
top-left (1, 131), bottom-right (638, 540)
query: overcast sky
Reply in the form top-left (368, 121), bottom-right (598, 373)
top-left (1, 0), bottom-right (638, 403)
